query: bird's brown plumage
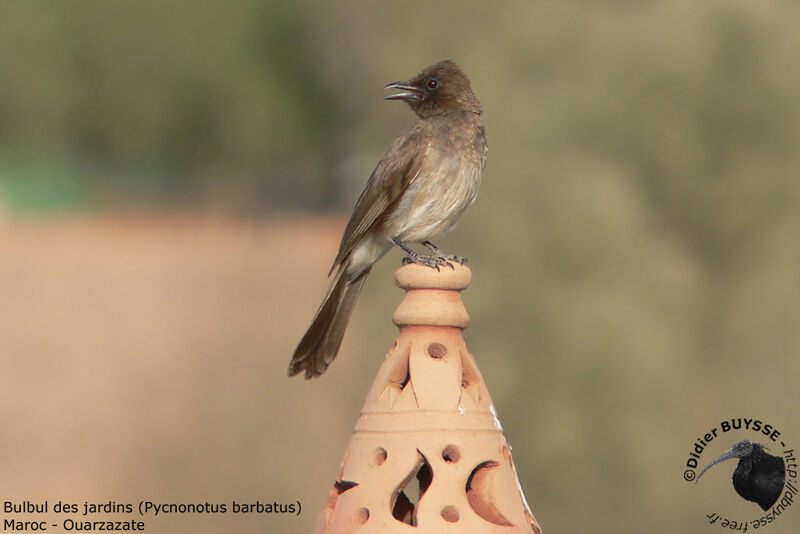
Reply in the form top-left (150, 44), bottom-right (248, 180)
top-left (289, 60), bottom-right (486, 379)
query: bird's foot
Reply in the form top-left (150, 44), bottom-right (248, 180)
top-left (445, 253), bottom-right (468, 265)
top-left (402, 251), bottom-right (455, 271)
top-left (421, 241), bottom-right (467, 266)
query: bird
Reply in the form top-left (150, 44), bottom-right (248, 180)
top-left (695, 439), bottom-right (786, 511)
top-left (288, 59), bottom-right (487, 379)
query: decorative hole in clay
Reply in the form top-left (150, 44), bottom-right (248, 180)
top-left (391, 450), bottom-right (432, 526)
top-left (371, 447), bottom-right (388, 466)
top-left (322, 479), bottom-right (359, 527)
top-left (427, 342), bottom-right (447, 359)
top-left (460, 351), bottom-right (479, 389)
top-left (441, 505), bottom-right (459, 522)
top-left (399, 372), bottom-right (410, 390)
top-left (334, 480), bottom-right (358, 494)
top-left (466, 461), bottom-right (513, 526)
top-left (442, 445), bottom-right (461, 463)
top-left (354, 507), bottom-right (369, 525)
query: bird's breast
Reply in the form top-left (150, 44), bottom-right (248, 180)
top-left (388, 143), bottom-right (482, 243)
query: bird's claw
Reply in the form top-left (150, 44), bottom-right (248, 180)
top-left (419, 242), bottom-right (467, 266)
top-left (403, 252), bottom-right (455, 271)
top-left (446, 254), bottom-right (468, 265)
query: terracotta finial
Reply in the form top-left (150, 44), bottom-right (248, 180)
top-left (315, 264), bottom-right (541, 534)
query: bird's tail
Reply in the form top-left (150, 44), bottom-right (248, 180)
top-left (288, 266), bottom-right (370, 379)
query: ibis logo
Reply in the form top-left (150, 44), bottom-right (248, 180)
top-left (683, 418), bottom-right (797, 530)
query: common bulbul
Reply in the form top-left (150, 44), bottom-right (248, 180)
top-left (289, 59), bottom-right (486, 379)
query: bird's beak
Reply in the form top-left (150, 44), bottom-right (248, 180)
top-left (694, 448), bottom-right (738, 484)
top-left (384, 81), bottom-right (423, 101)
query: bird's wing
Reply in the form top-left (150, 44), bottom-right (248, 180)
top-left (329, 125), bottom-right (431, 274)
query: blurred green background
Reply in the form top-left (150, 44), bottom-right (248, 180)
top-left (1, 1), bottom-right (799, 533)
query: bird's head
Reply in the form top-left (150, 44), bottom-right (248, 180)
top-left (384, 59), bottom-right (482, 118)
top-left (695, 439), bottom-right (757, 484)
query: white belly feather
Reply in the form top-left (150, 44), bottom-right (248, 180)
top-left (389, 148), bottom-right (481, 243)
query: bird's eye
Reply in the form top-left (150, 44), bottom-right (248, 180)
top-left (427, 79), bottom-right (439, 89)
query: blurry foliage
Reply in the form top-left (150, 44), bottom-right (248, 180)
top-left (0, 0), bottom-right (349, 211)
